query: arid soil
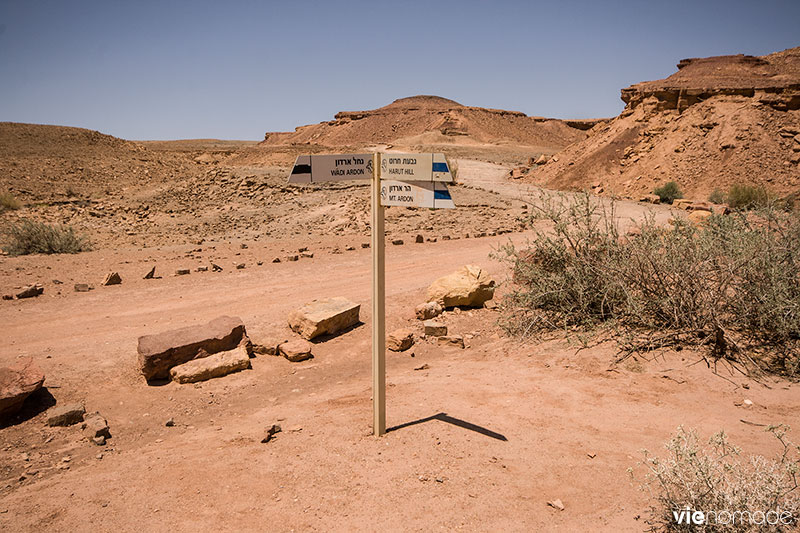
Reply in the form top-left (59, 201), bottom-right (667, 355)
top-left (528, 47), bottom-right (800, 200)
top-left (2, 55), bottom-right (800, 531)
top-left (2, 224), bottom-right (798, 532)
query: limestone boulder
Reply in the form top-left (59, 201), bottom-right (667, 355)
top-left (137, 315), bottom-right (247, 381)
top-left (0, 358), bottom-right (45, 421)
top-left (46, 403), bottom-right (85, 426)
top-left (169, 343), bottom-right (251, 384)
top-left (427, 265), bottom-right (495, 308)
top-left (288, 297), bottom-right (360, 340)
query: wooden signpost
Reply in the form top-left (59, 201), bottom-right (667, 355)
top-left (289, 152), bottom-right (454, 436)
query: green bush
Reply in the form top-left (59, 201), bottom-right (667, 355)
top-left (728, 184), bottom-right (771, 210)
top-left (2, 219), bottom-right (90, 256)
top-left (638, 426), bottom-right (799, 532)
top-left (0, 192), bottom-right (21, 212)
top-left (498, 192), bottom-right (800, 376)
top-left (708, 188), bottom-right (726, 204)
top-left (653, 182), bottom-right (683, 204)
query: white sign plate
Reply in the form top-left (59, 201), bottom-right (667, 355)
top-left (380, 153), bottom-right (453, 182)
top-left (380, 180), bottom-right (455, 208)
top-left (289, 153), bottom-right (374, 183)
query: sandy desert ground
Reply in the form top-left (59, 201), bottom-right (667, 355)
top-left (2, 154), bottom-right (798, 532)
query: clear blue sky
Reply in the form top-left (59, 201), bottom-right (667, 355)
top-left (1, 0), bottom-right (797, 140)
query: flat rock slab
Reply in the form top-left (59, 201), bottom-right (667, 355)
top-left (0, 358), bottom-right (45, 421)
top-left (46, 403), bottom-right (85, 426)
top-left (423, 320), bottom-right (447, 337)
top-left (278, 340), bottom-right (314, 362)
top-left (288, 297), bottom-right (360, 340)
top-left (137, 315), bottom-right (247, 381)
top-left (169, 343), bottom-right (251, 384)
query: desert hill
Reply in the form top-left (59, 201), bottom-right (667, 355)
top-left (528, 47), bottom-right (800, 199)
top-left (0, 122), bottom-right (206, 203)
top-left (259, 95), bottom-right (593, 151)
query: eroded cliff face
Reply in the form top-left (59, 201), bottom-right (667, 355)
top-left (621, 48), bottom-right (800, 113)
top-left (528, 47), bottom-right (800, 200)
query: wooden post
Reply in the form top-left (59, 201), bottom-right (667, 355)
top-left (371, 152), bottom-right (386, 436)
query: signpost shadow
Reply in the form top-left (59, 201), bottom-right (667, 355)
top-left (387, 412), bottom-right (508, 441)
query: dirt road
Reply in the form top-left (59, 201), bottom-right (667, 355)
top-left (2, 228), bottom-right (798, 532)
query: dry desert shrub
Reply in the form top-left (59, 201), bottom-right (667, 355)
top-left (2, 219), bottom-right (90, 256)
top-left (497, 192), bottom-right (800, 376)
top-left (727, 184), bottom-right (772, 210)
top-left (637, 426), bottom-right (799, 532)
top-left (653, 181), bottom-right (684, 204)
top-left (0, 192), bottom-right (22, 212)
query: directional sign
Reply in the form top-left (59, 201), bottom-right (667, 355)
top-left (285, 151), bottom-right (457, 437)
top-left (380, 180), bottom-right (455, 208)
top-left (289, 153), bottom-right (374, 183)
top-left (380, 153), bottom-right (453, 182)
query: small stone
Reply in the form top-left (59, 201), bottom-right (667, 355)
top-left (240, 243), bottom-right (248, 249)
top-left (286, 255), bottom-right (299, 262)
top-left (101, 272), bottom-right (122, 286)
top-left (300, 252), bottom-right (314, 259)
top-left (547, 499), bottom-right (565, 511)
top-left (235, 263), bottom-right (245, 269)
top-left (423, 320), bottom-right (447, 337)
top-left (82, 412), bottom-right (111, 440)
top-left (414, 364), bottom-right (430, 371)
top-left (345, 245), bottom-right (355, 251)
top-left (46, 403), bottom-right (86, 427)
top-left (272, 257), bottom-right (281, 263)
top-left (143, 266), bottom-right (156, 279)
top-left (175, 269), bottom-right (190, 276)
top-left (361, 243), bottom-right (370, 249)
top-left (278, 340), bottom-right (313, 362)
top-left (392, 239), bottom-right (404, 246)
top-left (165, 418), bottom-right (175, 427)
top-left (92, 436), bottom-right (106, 446)
top-left (212, 263), bottom-right (223, 272)
top-left (415, 301), bottom-right (443, 320)
top-left (298, 247), bottom-right (308, 252)
top-left (427, 237), bottom-right (438, 242)
top-left (196, 266), bottom-right (209, 272)
top-left (261, 424), bottom-right (282, 443)
top-left (415, 235), bottom-right (424, 243)
top-left (387, 329), bottom-right (414, 352)
top-left (252, 341), bottom-right (281, 356)
top-left (74, 283), bottom-right (91, 292)
top-left (16, 284), bottom-right (44, 299)
top-left (743, 399), bottom-right (753, 408)
top-left (2, 294), bottom-right (13, 300)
